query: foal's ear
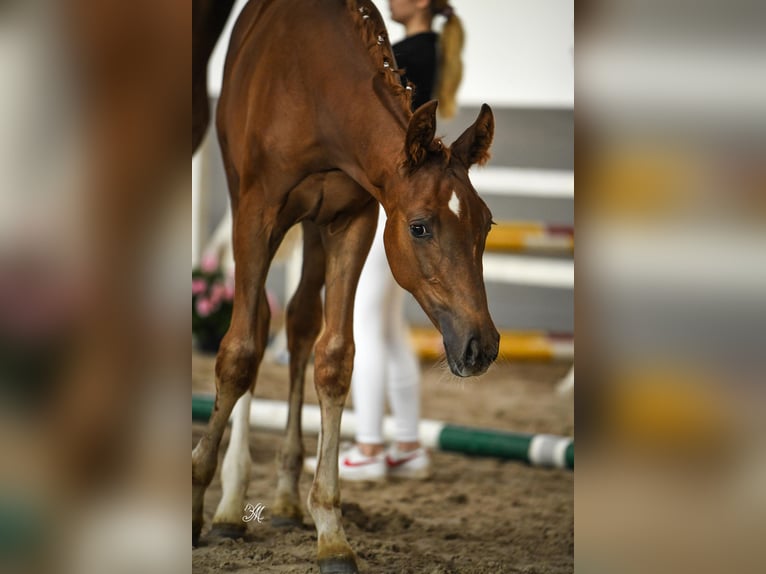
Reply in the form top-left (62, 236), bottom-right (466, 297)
top-left (451, 104), bottom-right (494, 169)
top-left (405, 100), bottom-right (439, 170)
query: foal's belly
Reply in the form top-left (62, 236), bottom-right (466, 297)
top-left (281, 170), bottom-right (376, 228)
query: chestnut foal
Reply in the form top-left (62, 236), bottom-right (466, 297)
top-left (192, 1), bottom-right (500, 572)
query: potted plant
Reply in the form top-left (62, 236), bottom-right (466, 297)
top-left (192, 257), bottom-right (234, 354)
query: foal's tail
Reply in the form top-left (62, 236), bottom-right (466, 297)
top-left (193, 0), bottom-right (237, 153)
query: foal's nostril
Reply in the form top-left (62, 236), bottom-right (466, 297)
top-left (465, 338), bottom-right (480, 367)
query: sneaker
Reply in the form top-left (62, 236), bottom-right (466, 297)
top-left (303, 443), bottom-right (386, 482)
top-left (385, 445), bottom-right (431, 479)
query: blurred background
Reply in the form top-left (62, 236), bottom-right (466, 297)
top-left (577, 2), bottom-right (766, 573)
top-left (0, 1), bottom-right (189, 573)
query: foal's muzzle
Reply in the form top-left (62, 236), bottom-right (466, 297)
top-left (442, 325), bottom-right (500, 378)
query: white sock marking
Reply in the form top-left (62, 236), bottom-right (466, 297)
top-left (214, 391), bottom-right (253, 524)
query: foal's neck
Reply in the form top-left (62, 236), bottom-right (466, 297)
top-left (335, 86), bottom-right (411, 214)
top-left (322, 4), bottom-right (414, 212)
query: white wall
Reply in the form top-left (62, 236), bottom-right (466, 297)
top-left (375, 0), bottom-right (574, 108)
top-left (208, 0), bottom-right (574, 109)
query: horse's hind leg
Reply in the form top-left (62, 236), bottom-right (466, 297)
top-left (192, 192), bottom-right (275, 545)
top-left (309, 199), bottom-right (378, 574)
top-left (272, 221), bottom-right (326, 527)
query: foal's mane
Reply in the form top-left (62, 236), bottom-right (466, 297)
top-left (346, 0), bottom-right (449, 171)
top-left (346, 0), bottom-right (413, 119)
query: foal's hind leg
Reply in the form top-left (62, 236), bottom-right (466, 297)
top-left (192, 195), bottom-right (275, 545)
top-left (309, 200), bottom-right (378, 574)
top-left (272, 222), bottom-right (326, 527)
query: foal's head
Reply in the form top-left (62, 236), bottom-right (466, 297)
top-left (384, 101), bottom-right (500, 377)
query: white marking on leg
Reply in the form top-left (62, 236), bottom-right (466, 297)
top-left (213, 391), bottom-right (253, 525)
top-left (309, 405), bottom-right (351, 550)
top-left (448, 191), bottom-right (461, 218)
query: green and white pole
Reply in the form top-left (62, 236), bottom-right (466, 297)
top-left (435, 425), bottom-right (574, 469)
top-left (192, 394), bottom-right (573, 470)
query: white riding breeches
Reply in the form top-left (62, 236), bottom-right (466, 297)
top-left (351, 209), bottom-right (421, 444)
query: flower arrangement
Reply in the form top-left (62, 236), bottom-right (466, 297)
top-left (192, 256), bottom-right (235, 353)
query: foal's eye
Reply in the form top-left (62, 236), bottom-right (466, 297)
top-left (409, 223), bottom-right (431, 239)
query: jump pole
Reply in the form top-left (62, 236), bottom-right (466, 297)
top-left (486, 221), bottom-right (574, 254)
top-left (192, 395), bottom-right (574, 470)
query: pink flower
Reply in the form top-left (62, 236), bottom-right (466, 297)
top-left (224, 283), bottom-right (235, 300)
top-left (200, 253), bottom-right (219, 273)
top-left (195, 297), bottom-right (214, 318)
top-left (192, 279), bottom-right (206, 296)
top-left (209, 283), bottom-right (226, 306)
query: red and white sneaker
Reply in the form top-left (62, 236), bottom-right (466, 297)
top-left (303, 443), bottom-right (387, 482)
top-left (385, 445), bottom-right (431, 479)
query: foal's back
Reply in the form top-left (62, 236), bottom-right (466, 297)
top-left (218, 0), bottom-right (382, 184)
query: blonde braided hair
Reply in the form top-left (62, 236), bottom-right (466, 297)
top-left (431, 1), bottom-right (464, 119)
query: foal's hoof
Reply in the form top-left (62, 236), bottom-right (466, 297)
top-left (208, 522), bottom-right (247, 539)
top-left (192, 523), bottom-right (202, 547)
top-left (318, 556), bottom-right (359, 574)
top-left (271, 515), bottom-right (304, 529)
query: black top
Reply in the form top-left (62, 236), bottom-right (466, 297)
top-left (393, 32), bottom-right (438, 111)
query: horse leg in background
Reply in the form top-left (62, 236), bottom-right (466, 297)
top-left (557, 365), bottom-right (575, 396)
top-left (272, 221), bottom-right (326, 527)
top-left (309, 200), bottom-right (378, 574)
top-left (209, 389), bottom-right (253, 538)
top-left (192, 190), bottom-right (276, 545)
top-left (267, 245), bottom-right (303, 364)
top-left (201, 206), bottom-right (235, 275)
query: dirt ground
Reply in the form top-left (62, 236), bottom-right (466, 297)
top-left (192, 351), bottom-right (574, 574)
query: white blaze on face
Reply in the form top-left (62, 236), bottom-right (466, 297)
top-left (448, 191), bottom-right (461, 218)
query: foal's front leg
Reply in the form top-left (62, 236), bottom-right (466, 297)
top-left (192, 195), bottom-right (274, 545)
top-left (210, 389), bottom-right (253, 537)
top-left (308, 202), bottom-right (378, 574)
